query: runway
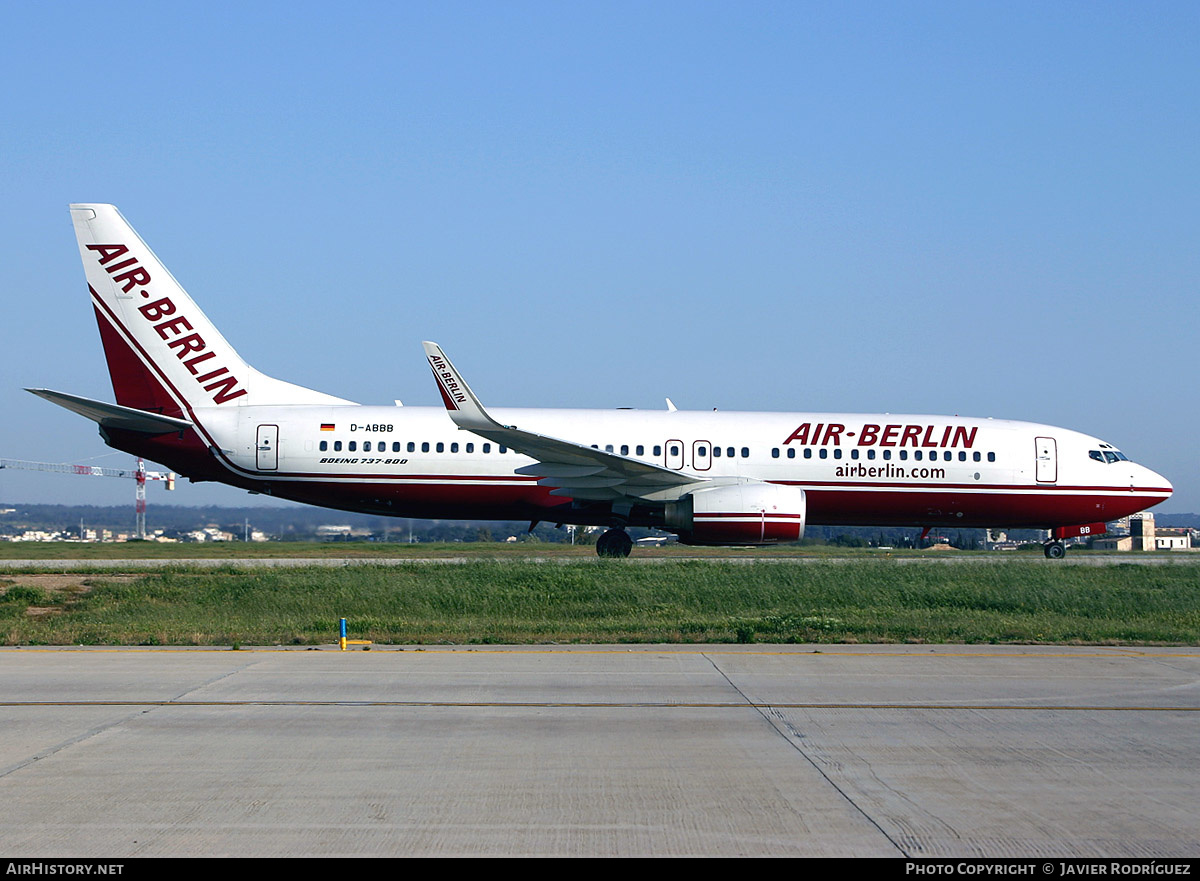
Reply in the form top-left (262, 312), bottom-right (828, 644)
top-left (1, 645), bottom-right (1198, 856)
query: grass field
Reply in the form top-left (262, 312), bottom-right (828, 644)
top-left (2, 557), bottom-right (1198, 646)
top-left (0, 540), bottom-right (904, 559)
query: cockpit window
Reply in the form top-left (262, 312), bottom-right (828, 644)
top-left (1091, 449), bottom-right (1130, 464)
top-left (1089, 451), bottom-right (1104, 463)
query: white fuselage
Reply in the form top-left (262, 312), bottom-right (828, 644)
top-left (170, 404), bottom-right (1170, 530)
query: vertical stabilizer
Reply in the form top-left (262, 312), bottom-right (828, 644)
top-left (71, 204), bottom-right (352, 416)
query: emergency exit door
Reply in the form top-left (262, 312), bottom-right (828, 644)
top-left (257, 424), bottom-right (279, 471)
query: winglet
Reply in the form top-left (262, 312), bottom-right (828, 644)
top-left (421, 342), bottom-right (505, 432)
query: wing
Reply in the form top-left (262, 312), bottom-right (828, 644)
top-left (422, 342), bottom-right (704, 501)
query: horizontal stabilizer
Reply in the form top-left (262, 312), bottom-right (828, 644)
top-left (26, 388), bottom-right (194, 434)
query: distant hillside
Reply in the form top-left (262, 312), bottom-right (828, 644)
top-left (1157, 513), bottom-right (1200, 529)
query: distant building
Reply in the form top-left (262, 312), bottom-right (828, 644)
top-left (1153, 528), bottom-right (1192, 550)
top-left (1130, 512), bottom-right (1156, 551)
top-left (1092, 512), bottom-right (1192, 551)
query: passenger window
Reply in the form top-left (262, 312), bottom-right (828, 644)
top-left (393, 442), bottom-right (401, 453)
top-left (741, 447), bottom-right (749, 458)
top-left (713, 446), bottom-right (721, 458)
top-left (819, 449), bottom-right (828, 459)
top-left (987, 452), bottom-right (996, 462)
top-left (407, 442), bottom-right (415, 453)
top-left (654, 445), bottom-right (662, 456)
top-left (483, 444), bottom-right (491, 453)
top-left (499, 446), bottom-right (507, 454)
top-left (697, 446), bottom-right (707, 457)
top-left (833, 449), bottom-right (842, 459)
top-left (787, 448), bottom-right (795, 459)
top-left (914, 450), bottom-right (922, 461)
top-left (804, 448), bottom-right (812, 459)
top-left (636, 445), bottom-right (644, 456)
top-left (899, 450), bottom-right (907, 460)
top-left (334, 441), bottom-right (342, 452)
top-left (727, 447), bottom-right (735, 458)
top-left (319, 441), bottom-right (328, 452)
top-left (348, 441), bottom-right (357, 452)
top-left (620, 445), bottom-right (629, 456)
top-left (363, 442), bottom-right (371, 452)
top-left (867, 449), bottom-right (875, 460)
top-left (450, 442), bottom-right (459, 453)
top-left (944, 451), bottom-right (952, 461)
top-left (436, 442), bottom-right (444, 453)
top-left (421, 442), bottom-right (429, 452)
top-left (851, 449), bottom-right (859, 459)
top-left (670, 445), bottom-right (680, 456)
top-left (883, 450), bottom-right (891, 460)
top-left (771, 448), bottom-right (779, 458)
top-left (606, 444), bottom-right (614, 453)
top-left (466, 443), bottom-right (474, 453)
top-left (973, 452), bottom-right (981, 462)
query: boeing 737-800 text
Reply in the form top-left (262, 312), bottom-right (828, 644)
top-left (29, 204), bottom-right (1172, 557)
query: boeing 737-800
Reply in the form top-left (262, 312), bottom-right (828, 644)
top-left (28, 204), bottom-right (1172, 557)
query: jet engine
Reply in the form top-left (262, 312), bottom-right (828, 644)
top-left (664, 482), bottom-right (806, 546)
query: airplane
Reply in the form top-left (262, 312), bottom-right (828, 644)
top-left (28, 204), bottom-right (1173, 558)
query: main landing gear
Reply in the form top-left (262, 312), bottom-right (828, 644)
top-left (1043, 540), bottom-right (1066, 559)
top-left (595, 528), bottom-right (633, 558)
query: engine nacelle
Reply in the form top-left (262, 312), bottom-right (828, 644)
top-left (665, 483), bottom-right (806, 546)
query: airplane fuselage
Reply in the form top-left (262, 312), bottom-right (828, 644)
top-left (105, 403), bottom-right (1171, 531)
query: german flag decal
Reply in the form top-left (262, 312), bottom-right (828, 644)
top-left (320, 424), bottom-right (335, 431)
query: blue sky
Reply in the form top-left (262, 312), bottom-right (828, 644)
top-left (1, 1), bottom-right (1196, 513)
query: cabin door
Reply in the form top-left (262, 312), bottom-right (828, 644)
top-left (1034, 436), bottom-right (1057, 483)
top-left (256, 424), bottom-right (279, 471)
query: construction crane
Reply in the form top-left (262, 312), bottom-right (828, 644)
top-left (0, 457), bottom-right (175, 540)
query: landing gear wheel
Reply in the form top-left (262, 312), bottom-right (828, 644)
top-left (596, 528), bottom-right (633, 558)
top-left (1044, 540), bottom-right (1066, 559)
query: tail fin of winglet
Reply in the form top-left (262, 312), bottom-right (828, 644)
top-left (71, 203), bottom-right (353, 415)
top-left (421, 341), bottom-right (508, 433)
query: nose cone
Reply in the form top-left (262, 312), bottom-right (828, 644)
top-left (1137, 464), bottom-right (1173, 500)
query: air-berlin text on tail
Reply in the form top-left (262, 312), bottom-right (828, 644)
top-left (87, 244), bottom-right (246, 404)
top-left (428, 354), bottom-right (467, 408)
top-left (783, 422), bottom-right (978, 448)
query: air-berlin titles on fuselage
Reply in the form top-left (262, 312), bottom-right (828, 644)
top-left (86, 244), bottom-right (246, 405)
top-left (782, 422), bottom-right (978, 448)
